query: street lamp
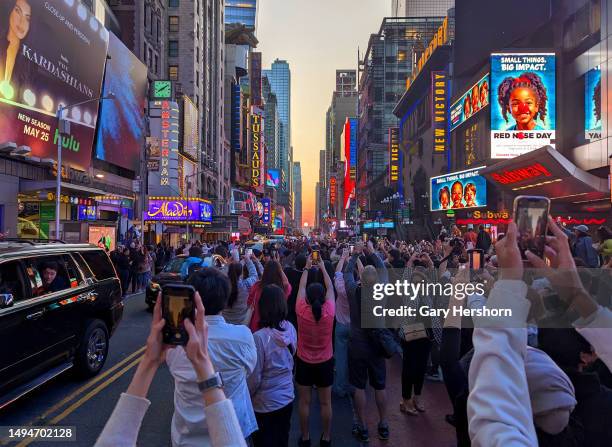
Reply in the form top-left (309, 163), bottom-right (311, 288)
top-left (55, 93), bottom-right (115, 239)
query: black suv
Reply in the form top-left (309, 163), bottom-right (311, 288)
top-left (0, 240), bottom-right (123, 409)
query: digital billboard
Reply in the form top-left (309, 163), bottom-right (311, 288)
top-left (430, 167), bottom-right (487, 211)
top-left (179, 155), bottom-right (198, 197)
top-left (450, 73), bottom-right (489, 131)
top-left (0, 0), bottom-right (109, 171)
top-left (95, 32), bottom-right (147, 172)
top-left (266, 168), bottom-right (280, 188)
top-left (431, 71), bottom-right (449, 153)
top-left (181, 96), bottom-right (199, 160)
top-left (490, 53), bottom-right (556, 159)
top-left (343, 119), bottom-right (357, 210)
top-left (584, 67), bottom-right (602, 142)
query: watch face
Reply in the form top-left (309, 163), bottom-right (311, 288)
top-left (153, 81), bottom-right (172, 98)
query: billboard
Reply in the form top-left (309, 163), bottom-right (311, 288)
top-left (249, 52), bottom-right (262, 106)
top-left (179, 155), bottom-right (198, 197)
top-left (266, 168), bottom-right (280, 188)
top-left (431, 71), bottom-right (449, 153)
top-left (389, 128), bottom-right (400, 184)
top-left (89, 226), bottom-right (116, 252)
top-left (450, 73), bottom-right (489, 131)
top-left (147, 101), bottom-right (180, 196)
top-left (145, 198), bottom-right (213, 223)
top-left (349, 118), bottom-right (358, 180)
top-left (490, 53), bottom-right (556, 159)
top-left (0, 0), bottom-right (109, 171)
top-left (430, 167), bottom-right (487, 211)
top-left (584, 67), bottom-right (602, 141)
top-left (343, 119), bottom-right (357, 210)
top-left (181, 96), bottom-right (199, 160)
top-left (78, 205), bottom-right (97, 221)
top-left (94, 32), bottom-right (147, 172)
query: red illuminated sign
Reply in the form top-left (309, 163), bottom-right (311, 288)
top-left (490, 163), bottom-right (553, 185)
top-left (329, 176), bottom-right (337, 206)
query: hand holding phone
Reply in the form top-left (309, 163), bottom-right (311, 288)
top-left (513, 196), bottom-right (550, 259)
top-left (312, 250), bottom-right (320, 263)
top-left (161, 284), bottom-right (196, 345)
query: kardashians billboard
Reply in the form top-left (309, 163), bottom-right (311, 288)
top-left (0, 0), bottom-right (109, 170)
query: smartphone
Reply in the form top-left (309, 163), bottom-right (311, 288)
top-left (362, 233), bottom-right (368, 242)
top-left (312, 250), bottom-right (320, 262)
top-left (468, 249), bottom-right (484, 272)
top-left (349, 244), bottom-right (354, 254)
top-left (161, 284), bottom-right (195, 345)
top-left (239, 246), bottom-right (245, 256)
top-left (246, 248), bottom-right (253, 257)
top-left (513, 195), bottom-right (550, 259)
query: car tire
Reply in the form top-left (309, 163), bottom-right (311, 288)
top-left (74, 319), bottom-right (109, 378)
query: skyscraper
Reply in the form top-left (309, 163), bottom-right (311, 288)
top-left (391, 0), bottom-right (454, 17)
top-left (263, 60), bottom-right (291, 207)
top-left (225, 0), bottom-right (258, 29)
top-left (293, 162), bottom-right (302, 228)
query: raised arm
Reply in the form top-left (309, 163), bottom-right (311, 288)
top-left (318, 258), bottom-right (334, 300)
top-left (298, 256), bottom-right (312, 298)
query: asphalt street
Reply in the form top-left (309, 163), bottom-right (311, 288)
top-left (0, 293), bottom-right (455, 447)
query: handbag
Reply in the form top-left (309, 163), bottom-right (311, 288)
top-left (400, 322), bottom-right (428, 342)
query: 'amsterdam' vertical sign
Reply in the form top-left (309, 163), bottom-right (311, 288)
top-left (148, 101), bottom-right (180, 196)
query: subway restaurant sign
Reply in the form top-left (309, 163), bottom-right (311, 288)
top-left (250, 106), bottom-right (265, 192)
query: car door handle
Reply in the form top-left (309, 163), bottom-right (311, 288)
top-left (26, 311), bottom-right (44, 320)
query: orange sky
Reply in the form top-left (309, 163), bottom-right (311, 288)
top-left (257, 0), bottom-right (390, 226)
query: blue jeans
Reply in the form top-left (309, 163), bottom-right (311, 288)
top-left (333, 322), bottom-right (351, 396)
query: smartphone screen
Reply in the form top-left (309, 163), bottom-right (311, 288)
top-left (162, 284), bottom-right (195, 345)
top-left (362, 234), bottom-right (368, 242)
top-left (513, 195), bottom-right (550, 259)
top-left (469, 249), bottom-right (484, 271)
top-left (312, 250), bottom-right (320, 262)
top-left (349, 245), bottom-right (354, 254)
top-left (246, 248), bottom-right (253, 257)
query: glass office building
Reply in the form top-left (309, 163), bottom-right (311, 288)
top-left (263, 60), bottom-right (291, 195)
top-left (225, 0), bottom-right (258, 29)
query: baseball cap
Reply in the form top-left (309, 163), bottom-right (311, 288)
top-left (573, 225), bottom-right (589, 233)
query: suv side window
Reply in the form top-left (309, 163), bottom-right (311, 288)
top-left (63, 255), bottom-right (84, 286)
top-left (0, 260), bottom-right (27, 301)
top-left (80, 250), bottom-right (116, 281)
top-left (23, 256), bottom-right (73, 297)
top-left (72, 253), bottom-right (94, 280)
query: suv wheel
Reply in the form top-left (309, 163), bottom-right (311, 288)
top-left (74, 319), bottom-right (109, 378)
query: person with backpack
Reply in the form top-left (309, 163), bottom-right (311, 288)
top-left (476, 225), bottom-right (492, 252)
top-left (572, 225), bottom-right (600, 268)
top-left (343, 241), bottom-right (391, 442)
top-left (181, 245), bottom-right (205, 279)
top-left (223, 254), bottom-right (260, 325)
top-left (295, 255), bottom-right (335, 447)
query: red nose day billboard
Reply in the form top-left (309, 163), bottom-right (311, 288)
top-left (0, 0), bottom-right (109, 170)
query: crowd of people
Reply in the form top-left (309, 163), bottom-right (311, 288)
top-left (96, 220), bottom-right (612, 447)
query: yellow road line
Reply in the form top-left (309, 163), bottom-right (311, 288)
top-left (38, 346), bottom-right (146, 422)
top-left (15, 354), bottom-right (144, 447)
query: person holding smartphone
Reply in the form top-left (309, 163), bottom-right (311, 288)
top-left (95, 292), bottom-right (247, 447)
top-left (295, 255), bottom-right (336, 447)
top-left (167, 268), bottom-right (258, 446)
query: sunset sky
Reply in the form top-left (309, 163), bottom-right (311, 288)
top-left (257, 0), bottom-right (392, 226)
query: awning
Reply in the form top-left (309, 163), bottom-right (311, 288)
top-left (206, 215), bottom-right (251, 234)
top-left (481, 146), bottom-right (609, 204)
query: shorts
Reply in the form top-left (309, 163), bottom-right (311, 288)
top-left (295, 357), bottom-right (334, 388)
top-left (348, 349), bottom-right (386, 390)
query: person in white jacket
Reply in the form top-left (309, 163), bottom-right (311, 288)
top-left (468, 217), bottom-right (612, 447)
top-left (95, 292), bottom-right (246, 447)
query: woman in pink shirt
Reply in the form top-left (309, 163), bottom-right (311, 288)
top-left (295, 256), bottom-right (335, 447)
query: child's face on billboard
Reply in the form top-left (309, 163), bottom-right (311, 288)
top-left (509, 87), bottom-right (539, 125)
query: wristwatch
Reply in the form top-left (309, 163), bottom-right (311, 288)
top-left (197, 372), bottom-right (224, 393)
